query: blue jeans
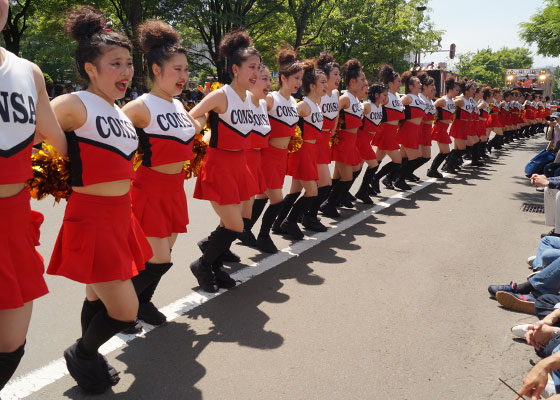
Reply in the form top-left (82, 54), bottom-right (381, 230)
top-left (533, 236), bottom-right (560, 271)
top-left (529, 256), bottom-right (560, 297)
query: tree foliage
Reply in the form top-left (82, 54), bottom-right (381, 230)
top-left (520, 0), bottom-right (560, 57)
top-left (455, 48), bottom-right (533, 88)
top-left (1, 0), bottom-right (445, 85)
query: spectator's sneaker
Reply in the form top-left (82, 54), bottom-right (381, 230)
top-left (510, 323), bottom-right (533, 339)
top-left (488, 282), bottom-right (518, 298)
top-left (527, 255), bottom-right (536, 269)
top-left (496, 292), bottom-right (536, 314)
top-left (541, 230), bottom-right (560, 239)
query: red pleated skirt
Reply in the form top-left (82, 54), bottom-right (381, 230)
top-left (331, 130), bottom-right (362, 166)
top-left (0, 189), bottom-right (48, 309)
top-left (47, 192), bottom-right (152, 284)
top-left (287, 141), bottom-right (319, 181)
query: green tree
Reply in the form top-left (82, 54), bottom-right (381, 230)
top-left (455, 47), bottom-right (533, 87)
top-left (3, 0), bottom-right (35, 54)
top-left (520, 0), bottom-right (560, 57)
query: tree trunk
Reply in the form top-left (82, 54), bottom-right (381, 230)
top-left (129, 0), bottom-right (144, 90)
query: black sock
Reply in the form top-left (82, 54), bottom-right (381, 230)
top-left (308, 185), bottom-right (330, 218)
top-left (132, 262), bottom-right (173, 301)
top-left (0, 343), bottom-right (25, 390)
top-left (515, 281), bottom-right (535, 295)
top-left (351, 169), bottom-right (361, 186)
top-left (375, 162), bottom-right (397, 180)
top-left (249, 198), bottom-right (268, 229)
top-left (137, 262), bottom-right (173, 304)
top-left (81, 310), bottom-right (135, 357)
top-left (259, 201), bottom-right (283, 236)
top-left (324, 180), bottom-right (352, 207)
top-left (398, 158), bottom-right (414, 181)
top-left (201, 227), bottom-right (239, 266)
top-left (80, 299), bottom-right (106, 337)
top-left (274, 192), bottom-right (301, 226)
top-left (430, 153), bottom-right (447, 171)
top-left (359, 167), bottom-right (377, 191)
top-left (392, 158), bottom-right (408, 181)
top-left (466, 145), bottom-right (473, 156)
top-left (287, 196), bottom-right (313, 222)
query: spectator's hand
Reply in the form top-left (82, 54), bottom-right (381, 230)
top-left (531, 174), bottom-right (550, 188)
top-left (514, 362), bottom-right (548, 399)
top-left (525, 324), bottom-right (555, 350)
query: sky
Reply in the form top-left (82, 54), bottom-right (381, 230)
top-left (424, 0), bottom-right (557, 69)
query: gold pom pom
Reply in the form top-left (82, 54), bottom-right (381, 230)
top-left (184, 132), bottom-right (208, 179)
top-left (329, 131), bottom-right (340, 147)
top-left (288, 125), bottom-right (303, 153)
top-left (26, 141), bottom-right (72, 203)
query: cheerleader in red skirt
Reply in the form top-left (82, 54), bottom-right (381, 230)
top-left (120, 20), bottom-right (201, 326)
top-left (238, 65), bottom-right (272, 247)
top-left (303, 53), bottom-right (340, 225)
top-left (261, 49), bottom-right (302, 252)
top-left (427, 77), bottom-right (459, 178)
top-left (353, 83), bottom-right (387, 204)
top-left (372, 65), bottom-right (405, 191)
top-left (392, 70), bottom-right (426, 190)
top-left (445, 78), bottom-right (474, 172)
top-left (0, 3), bottom-right (67, 388)
top-left (277, 60), bottom-right (328, 237)
top-left (500, 90), bottom-right (514, 143)
top-left (188, 31), bottom-right (261, 291)
top-left (414, 72), bottom-right (436, 180)
top-left (320, 59), bottom-right (366, 218)
top-left (476, 87), bottom-right (492, 160)
top-left (487, 88), bottom-right (504, 151)
top-left (467, 86), bottom-right (484, 166)
top-left (536, 94), bottom-right (546, 133)
top-left (46, 6), bottom-right (152, 393)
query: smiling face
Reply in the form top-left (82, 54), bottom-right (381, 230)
top-left (389, 75), bottom-right (401, 93)
top-left (408, 77), bottom-right (421, 95)
top-left (377, 90), bottom-right (388, 105)
top-left (283, 70), bottom-right (303, 94)
top-left (0, 0), bottom-right (7, 32)
top-left (232, 54), bottom-right (261, 91)
top-left (153, 53), bottom-right (189, 97)
top-left (310, 72), bottom-right (328, 98)
top-left (85, 45), bottom-right (133, 101)
top-left (327, 67), bottom-right (341, 91)
top-left (251, 66), bottom-right (272, 100)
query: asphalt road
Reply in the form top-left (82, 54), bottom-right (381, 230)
top-left (1, 135), bottom-right (552, 399)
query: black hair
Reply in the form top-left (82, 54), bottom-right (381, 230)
top-left (368, 83), bottom-right (388, 103)
top-left (301, 59), bottom-right (325, 94)
top-left (65, 5), bottom-right (131, 82)
top-left (445, 77), bottom-right (457, 93)
top-left (219, 30), bottom-right (261, 80)
top-left (401, 70), bottom-right (419, 94)
top-left (137, 19), bottom-right (188, 81)
top-left (277, 48), bottom-right (302, 87)
top-left (317, 52), bottom-right (340, 78)
top-left (379, 64), bottom-right (399, 85)
top-left (342, 58), bottom-right (362, 88)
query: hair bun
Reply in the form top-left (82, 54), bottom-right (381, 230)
top-left (317, 52), bottom-right (335, 69)
top-left (379, 64), bottom-right (396, 83)
top-left (137, 19), bottom-right (180, 54)
top-left (278, 48), bottom-right (298, 67)
top-left (219, 30), bottom-right (253, 61)
top-left (66, 5), bottom-right (106, 41)
top-left (302, 59), bottom-right (316, 73)
top-left (343, 58), bottom-right (361, 72)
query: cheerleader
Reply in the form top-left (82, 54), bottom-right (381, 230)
top-left (445, 78), bottom-right (474, 172)
top-left (320, 59), bottom-right (365, 218)
top-left (392, 70), bottom-right (426, 189)
top-left (545, 96), bottom-right (552, 136)
top-left (500, 90), bottom-right (513, 143)
top-left (487, 88), bottom-right (503, 151)
top-left (120, 20), bottom-right (201, 326)
top-left (536, 94), bottom-right (545, 133)
top-left (303, 53), bottom-right (340, 226)
top-left (188, 31), bottom-right (260, 293)
top-left (46, 6), bottom-right (152, 393)
top-left (427, 77), bottom-right (459, 178)
top-left (467, 86), bottom-right (484, 166)
top-left (372, 65), bottom-right (405, 191)
top-left (0, 1), bottom-right (67, 388)
top-left (354, 83), bottom-right (386, 204)
top-left (277, 60), bottom-right (327, 237)
top-left (415, 72), bottom-right (436, 179)
top-left (260, 49), bottom-right (302, 253)
top-left (476, 87), bottom-right (492, 160)
top-left (238, 65), bottom-right (272, 246)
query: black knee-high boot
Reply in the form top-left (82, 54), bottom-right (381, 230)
top-left (247, 198), bottom-right (268, 230)
top-left (374, 161), bottom-right (397, 181)
top-left (443, 150), bottom-right (459, 173)
top-left (306, 185), bottom-right (330, 219)
top-left (355, 167), bottom-right (376, 204)
top-left (407, 157), bottom-right (429, 182)
top-left (282, 196), bottom-right (314, 239)
top-left (320, 180), bottom-right (352, 218)
top-left (365, 165), bottom-right (380, 195)
top-left (428, 153), bottom-right (447, 174)
top-left (81, 299), bottom-right (106, 337)
top-left (134, 262), bottom-right (173, 325)
top-left (464, 145), bottom-right (473, 159)
top-left (272, 192), bottom-right (301, 233)
top-left (198, 225), bottom-right (240, 263)
top-left (343, 169), bottom-right (361, 204)
top-left (0, 343), bottom-right (25, 391)
top-left (191, 226), bottom-right (239, 292)
top-left (256, 201), bottom-right (283, 253)
top-left (470, 142), bottom-right (484, 166)
top-left (392, 159), bottom-right (412, 190)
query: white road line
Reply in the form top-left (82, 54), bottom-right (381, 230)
top-left (1, 176), bottom-right (438, 399)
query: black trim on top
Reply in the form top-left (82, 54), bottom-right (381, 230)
top-left (137, 127), bottom-right (153, 167)
top-left (0, 132), bottom-right (34, 158)
top-left (76, 136), bottom-right (137, 160)
top-left (66, 131), bottom-right (84, 187)
top-left (268, 114), bottom-right (298, 128)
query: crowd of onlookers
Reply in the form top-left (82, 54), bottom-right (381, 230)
top-left (488, 116), bottom-right (560, 399)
